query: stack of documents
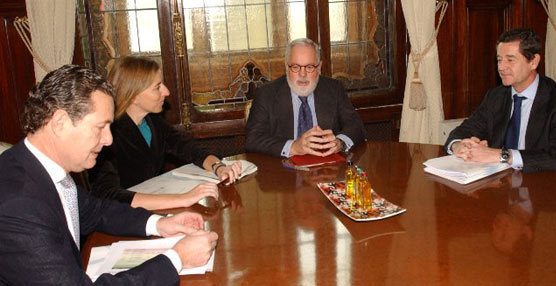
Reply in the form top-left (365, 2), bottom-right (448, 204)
top-left (423, 155), bottom-right (511, 184)
top-left (86, 236), bottom-right (215, 282)
top-left (172, 159), bottom-right (258, 183)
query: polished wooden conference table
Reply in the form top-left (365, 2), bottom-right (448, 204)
top-left (82, 142), bottom-right (556, 285)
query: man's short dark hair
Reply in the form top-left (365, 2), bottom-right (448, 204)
top-left (497, 28), bottom-right (541, 61)
top-left (22, 65), bottom-right (114, 134)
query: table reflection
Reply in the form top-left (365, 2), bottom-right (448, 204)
top-left (82, 142), bottom-right (556, 286)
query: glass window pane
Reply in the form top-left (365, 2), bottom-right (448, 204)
top-left (347, 1), bottom-right (365, 43)
top-left (329, 2), bottom-right (346, 42)
top-left (207, 7), bottom-right (227, 52)
top-left (104, 11), bottom-right (137, 56)
top-left (78, 0), bottom-right (162, 76)
top-left (329, 0), bottom-right (393, 93)
top-left (287, 2), bottom-right (306, 41)
top-left (136, 0), bottom-right (156, 9)
top-left (101, 0), bottom-right (135, 11)
top-left (227, 7), bottom-right (248, 50)
top-left (205, 0), bottom-right (225, 8)
top-left (246, 5), bottom-right (269, 49)
top-left (210, 53), bottom-right (232, 91)
top-left (136, 10), bottom-right (161, 54)
top-left (227, 0), bottom-right (246, 5)
top-left (184, 0), bottom-right (205, 9)
top-left (186, 0), bottom-right (305, 110)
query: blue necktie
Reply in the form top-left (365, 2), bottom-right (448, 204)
top-left (504, 95), bottom-right (525, 150)
top-left (297, 96), bottom-right (313, 138)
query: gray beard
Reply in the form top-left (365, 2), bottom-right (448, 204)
top-left (286, 74), bottom-right (319, 97)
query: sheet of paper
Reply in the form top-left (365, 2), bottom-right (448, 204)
top-left (423, 155), bottom-right (511, 184)
top-left (128, 171), bottom-right (205, 194)
top-left (86, 245), bottom-right (110, 281)
top-left (91, 236), bottom-right (215, 280)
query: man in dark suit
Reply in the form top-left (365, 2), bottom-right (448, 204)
top-left (445, 28), bottom-right (556, 172)
top-left (0, 65), bottom-right (218, 285)
top-left (245, 38), bottom-right (365, 157)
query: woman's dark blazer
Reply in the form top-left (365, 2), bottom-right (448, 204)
top-left (89, 113), bottom-right (211, 203)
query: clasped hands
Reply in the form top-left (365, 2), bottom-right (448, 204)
top-left (452, 136), bottom-right (507, 163)
top-left (290, 126), bottom-right (343, 157)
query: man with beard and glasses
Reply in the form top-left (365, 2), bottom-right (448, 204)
top-left (245, 38), bottom-right (365, 157)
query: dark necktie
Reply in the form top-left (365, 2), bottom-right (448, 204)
top-left (59, 175), bottom-right (80, 249)
top-left (504, 94), bottom-right (525, 150)
top-left (297, 96), bottom-right (313, 138)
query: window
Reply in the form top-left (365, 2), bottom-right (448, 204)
top-left (78, 0), bottom-right (397, 133)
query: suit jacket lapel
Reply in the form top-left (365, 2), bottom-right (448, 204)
top-left (525, 77), bottom-right (550, 148)
top-left (15, 143), bottom-right (81, 257)
top-left (278, 79), bottom-right (295, 138)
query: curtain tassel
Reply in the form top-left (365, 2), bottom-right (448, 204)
top-left (409, 59), bottom-right (426, 111)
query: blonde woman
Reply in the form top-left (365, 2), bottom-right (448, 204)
top-left (89, 56), bottom-right (241, 210)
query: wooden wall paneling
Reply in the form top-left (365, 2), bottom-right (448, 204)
top-left (158, 0), bottom-right (183, 125)
top-left (0, 0), bottom-right (35, 144)
top-left (437, 0), bottom-right (457, 120)
top-left (453, 0), bottom-right (515, 119)
top-left (524, 0), bottom-right (548, 76)
top-left (315, 0), bottom-right (331, 76)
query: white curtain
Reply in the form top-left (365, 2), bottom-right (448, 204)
top-left (25, 0), bottom-right (75, 82)
top-left (543, 0), bottom-right (556, 80)
top-left (399, 0), bottom-right (445, 145)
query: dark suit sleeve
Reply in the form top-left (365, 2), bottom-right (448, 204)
top-left (0, 191), bottom-right (178, 285)
top-left (330, 79), bottom-right (366, 145)
top-left (245, 85), bottom-right (291, 156)
top-left (444, 90), bottom-right (492, 152)
top-left (520, 142), bottom-right (556, 172)
top-left (519, 83), bottom-right (556, 172)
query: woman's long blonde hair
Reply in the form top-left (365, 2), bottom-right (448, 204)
top-left (107, 56), bottom-right (161, 119)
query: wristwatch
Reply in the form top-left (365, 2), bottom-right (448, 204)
top-left (499, 149), bottom-right (511, 163)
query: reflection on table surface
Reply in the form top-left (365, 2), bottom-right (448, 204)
top-left (83, 142), bottom-right (556, 285)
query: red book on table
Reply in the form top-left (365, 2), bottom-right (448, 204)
top-left (289, 153), bottom-right (345, 167)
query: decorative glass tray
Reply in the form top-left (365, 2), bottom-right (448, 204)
top-left (317, 181), bottom-right (406, 221)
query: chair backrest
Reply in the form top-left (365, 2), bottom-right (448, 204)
top-left (0, 142), bottom-right (12, 155)
top-left (438, 118), bottom-right (467, 145)
top-left (244, 100), bottom-right (253, 122)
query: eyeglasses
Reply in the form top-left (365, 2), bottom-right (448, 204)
top-left (287, 64), bottom-right (319, 73)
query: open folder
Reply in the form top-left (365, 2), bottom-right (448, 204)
top-left (423, 155), bottom-right (511, 185)
top-left (172, 159), bottom-right (257, 183)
